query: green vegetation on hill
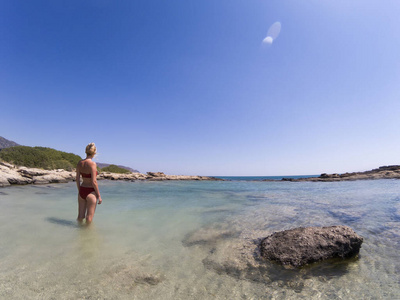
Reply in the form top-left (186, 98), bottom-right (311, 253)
top-left (100, 164), bottom-right (131, 174)
top-left (0, 146), bottom-right (82, 171)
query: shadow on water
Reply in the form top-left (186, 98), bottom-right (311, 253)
top-left (327, 209), bottom-right (364, 223)
top-left (263, 258), bottom-right (357, 293)
top-left (46, 217), bottom-right (84, 229)
top-left (389, 207), bottom-right (400, 222)
top-left (198, 232), bottom-right (358, 293)
top-left (204, 254), bottom-right (358, 294)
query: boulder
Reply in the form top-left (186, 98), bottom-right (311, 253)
top-left (53, 169), bottom-right (75, 180)
top-left (0, 161), bottom-right (14, 168)
top-left (148, 177), bottom-right (167, 181)
top-left (17, 167), bottom-right (50, 177)
top-left (0, 174), bottom-right (11, 187)
top-left (100, 172), bottom-right (133, 181)
top-left (33, 174), bottom-right (68, 184)
top-left (147, 172), bottom-right (166, 177)
top-left (260, 225), bottom-right (363, 268)
top-left (0, 164), bottom-right (32, 185)
top-left (100, 172), bottom-right (145, 181)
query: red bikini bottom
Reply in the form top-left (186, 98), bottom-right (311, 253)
top-left (79, 186), bottom-right (95, 199)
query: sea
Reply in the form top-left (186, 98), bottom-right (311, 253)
top-left (0, 178), bottom-right (399, 299)
top-left (215, 175), bottom-right (319, 181)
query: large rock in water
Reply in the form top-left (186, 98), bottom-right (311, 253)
top-left (260, 225), bottom-right (363, 268)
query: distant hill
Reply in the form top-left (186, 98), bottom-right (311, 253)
top-left (0, 136), bottom-right (20, 149)
top-left (0, 146), bottom-right (82, 171)
top-left (97, 162), bottom-right (139, 173)
top-left (99, 164), bottom-right (132, 174)
top-left (0, 136), bottom-right (140, 173)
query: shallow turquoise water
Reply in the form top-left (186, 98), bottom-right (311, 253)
top-left (0, 179), bottom-right (399, 299)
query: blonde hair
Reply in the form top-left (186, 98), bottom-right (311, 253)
top-left (85, 142), bottom-right (97, 157)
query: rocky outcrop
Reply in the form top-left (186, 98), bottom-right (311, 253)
top-left (0, 161), bottom-right (221, 187)
top-left (100, 172), bottom-right (147, 181)
top-left (147, 171), bottom-right (166, 178)
top-left (0, 162), bottom-right (33, 186)
top-left (280, 165), bottom-right (400, 182)
top-left (0, 162), bottom-right (74, 186)
top-left (260, 225), bottom-right (363, 268)
top-left (99, 171), bottom-right (221, 181)
top-left (33, 174), bottom-right (70, 184)
top-left (144, 172), bottom-right (216, 181)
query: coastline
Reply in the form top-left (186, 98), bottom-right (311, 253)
top-left (214, 165), bottom-right (400, 182)
top-left (2, 161), bottom-right (400, 187)
top-left (277, 165), bottom-right (400, 182)
top-left (0, 162), bottom-right (221, 188)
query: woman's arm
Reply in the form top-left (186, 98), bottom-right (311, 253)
top-left (76, 164), bottom-right (81, 191)
top-left (91, 163), bottom-right (102, 204)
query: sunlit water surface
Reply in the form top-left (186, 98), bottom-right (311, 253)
top-left (0, 180), bottom-right (399, 299)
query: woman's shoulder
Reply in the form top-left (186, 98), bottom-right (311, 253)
top-left (87, 159), bottom-right (97, 169)
top-left (77, 159), bottom-right (96, 168)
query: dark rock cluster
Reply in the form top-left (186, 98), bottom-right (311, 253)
top-left (280, 165), bottom-right (400, 182)
top-left (260, 225), bottom-right (363, 268)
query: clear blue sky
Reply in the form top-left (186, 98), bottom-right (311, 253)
top-left (1, 0), bottom-right (400, 176)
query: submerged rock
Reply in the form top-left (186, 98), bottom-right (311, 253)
top-left (260, 225), bottom-right (363, 268)
top-left (182, 227), bottom-right (239, 247)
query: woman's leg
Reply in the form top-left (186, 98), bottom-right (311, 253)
top-left (77, 194), bottom-right (87, 223)
top-left (85, 193), bottom-right (97, 224)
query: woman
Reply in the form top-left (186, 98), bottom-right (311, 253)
top-left (76, 143), bottom-right (102, 224)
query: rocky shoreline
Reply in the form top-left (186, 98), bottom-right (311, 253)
top-left (274, 165), bottom-right (400, 182)
top-left (2, 162), bottom-right (400, 187)
top-left (0, 162), bottom-right (221, 187)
